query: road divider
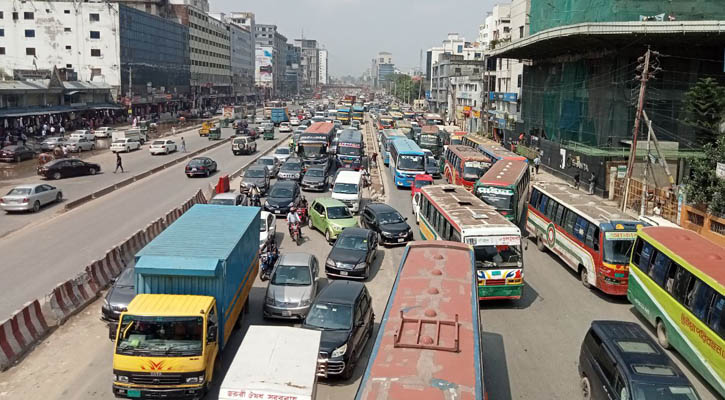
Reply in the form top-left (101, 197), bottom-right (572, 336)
top-left (0, 133), bottom-right (292, 371)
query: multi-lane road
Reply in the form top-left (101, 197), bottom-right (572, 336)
top-left (0, 119), bottom-right (719, 400)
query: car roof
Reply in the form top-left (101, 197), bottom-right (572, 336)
top-left (314, 197), bottom-right (346, 207)
top-left (338, 227), bottom-right (371, 238)
top-left (278, 252), bottom-right (313, 266)
top-left (365, 203), bottom-right (397, 214)
top-left (273, 180), bottom-right (297, 188)
top-left (191, 157), bottom-right (210, 161)
top-left (211, 192), bottom-right (240, 199)
top-left (9, 183), bottom-right (45, 189)
top-left (247, 165), bottom-right (266, 171)
top-left (259, 156), bottom-right (275, 161)
top-left (316, 280), bottom-right (365, 304)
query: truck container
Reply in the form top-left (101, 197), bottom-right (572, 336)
top-left (219, 326), bottom-right (321, 400)
top-left (112, 204), bottom-right (260, 399)
top-left (270, 107), bottom-right (289, 126)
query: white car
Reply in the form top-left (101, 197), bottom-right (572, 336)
top-left (1, 183), bottom-right (63, 213)
top-left (94, 127), bottom-right (114, 138)
top-left (69, 130), bottom-right (96, 141)
top-left (149, 139), bottom-right (177, 155)
top-left (259, 211), bottom-right (276, 250)
top-left (279, 122), bottom-right (292, 132)
top-left (64, 137), bottom-right (95, 152)
top-left (273, 147), bottom-right (292, 164)
top-left (289, 118), bottom-right (300, 126)
top-left (110, 138), bottom-right (141, 153)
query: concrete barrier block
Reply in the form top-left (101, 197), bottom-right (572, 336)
top-left (0, 300), bottom-right (50, 371)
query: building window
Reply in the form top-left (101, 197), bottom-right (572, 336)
top-left (0, 11), bottom-right (3, 19)
top-left (66, 64), bottom-right (72, 68)
top-left (89, 13), bottom-right (99, 22)
top-left (25, 29), bottom-right (35, 37)
top-left (0, 29), bottom-right (3, 36)
top-left (519, 26), bottom-right (524, 38)
top-left (90, 30), bottom-right (100, 39)
top-left (64, 10), bottom-right (70, 14)
top-left (26, 48), bottom-right (36, 56)
top-left (24, 12), bottom-right (34, 20)
top-left (12, 12), bottom-right (18, 20)
top-left (91, 68), bottom-right (102, 76)
top-left (517, 74), bottom-right (522, 88)
top-left (0, 47), bottom-right (5, 55)
top-left (64, 27), bottom-right (71, 32)
top-left (65, 45), bottom-right (71, 50)
top-left (91, 49), bottom-right (101, 57)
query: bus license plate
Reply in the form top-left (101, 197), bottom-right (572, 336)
top-left (340, 271), bottom-right (348, 276)
top-left (127, 390), bottom-right (141, 398)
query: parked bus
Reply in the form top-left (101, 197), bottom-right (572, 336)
top-left (463, 135), bottom-right (527, 164)
top-left (352, 105), bottom-right (364, 122)
top-left (415, 185), bottom-right (524, 300)
top-left (442, 145), bottom-right (492, 191)
top-left (389, 138), bottom-right (426, 188)
top-left (336, 129), bottom-right (364, 170)
top-left (474, 159), bottom-right (530, 225)
top-left (423, 113), bottom-right (444, 126)
top-left (355, 241), bottom-right (485, 400)
top-left (527, 181), bottom-right (642, 295)
top-left (628, 226), bottom-right (725, 398)
top-left (378, 129), bottom-right (406, 166)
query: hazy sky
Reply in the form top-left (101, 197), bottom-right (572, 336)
top-left (213, 0), bottom-right (498, 77)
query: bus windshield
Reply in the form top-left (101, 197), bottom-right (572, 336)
top-left (420, 135), bottom-right (438, 144)
top-left (463, 161), bottom-right (487, 181)
top-left (473, 243), bottom-right (522, 269)
top-left (338, 146), bottom-right (361, 156)
top-left (398, 154), bottom-right (424, 171)
top-left (478, 187), bottom-right (514, 211)
top-left (300, 145), bottom-right (326, 158)
top-left (603, 232), bottom-right (636, 264)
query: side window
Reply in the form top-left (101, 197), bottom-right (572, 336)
top-left (692, 283), bottom-right (715, 322)
top-left (573, 217), bottom-right (589, 241)
top-left (596, 343), bottom-right (617, 386)
top-left (637, 242), bottom-right (655, 275)
top-left (649, 251), bottom-right (671, 287)
top-left (707, 294), bottom-right (725, 337)
top-left (208, 307), bottom-right (218, 329)
top-left (614, 369), bottom-right (629, 400)
top-left (673, 268), bottom-right (694, 304)
top-left (530, 188), bottom-right (540, 206)
top-left (564, 211), bottom-right (577, 235)
top-left (585, 225), bottom-right (599, 251)
top-left (555, 204), bottom-right (565, 226)
top-left (538, 195), bottom-right (549, 213)
top-left (545, 199), bottom-right (557, 219)
top-left (314, 203), bottom-right (324, 214)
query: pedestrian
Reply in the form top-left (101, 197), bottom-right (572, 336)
top-left (50, 125), bottom-right (56, 135)
top-left (573, 172), bottom-right (580, 189)
top-left (180, 136), bottom-right (186, 152)
top-left (172, 126), bottom-right (176, 136)
top-left (20, 132), bottom-right (27, 146)
top-left (371, 152), bottom-right (378, 168)
top-left (62, 145), bottom-right (68, 158)
top-left (59, 125), bottom-right (65, 137)
top-left (653, 202), bottom-right (662, 216)
top-left (114, 152), bottom-right (124, 173)
top-left (588, 172), bottom-right (596, 194)
top-left (533, 155), bottom-right (541, 174)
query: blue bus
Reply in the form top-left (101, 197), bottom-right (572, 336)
top-left (337, 129), bottom-right (364, 170)
top-left (378, 129), bottom-right (406, 166)
top-left (390, 138), bottom-right (426, 188)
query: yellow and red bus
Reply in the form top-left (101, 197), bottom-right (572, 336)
top-left (628, 227), bottom-right (725, 398)
top-left (442, 145), bottom-right (492, 191)
top-left (527, 181), bottom-right (642, 296)
top-left (474, 159), bottom-right (530, 226)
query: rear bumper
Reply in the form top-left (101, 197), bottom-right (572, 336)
top-left (478, 284), bottom-right (523, 300)
top-left (0, 203), bottom-right (32, 211)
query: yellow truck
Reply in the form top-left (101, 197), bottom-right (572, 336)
top-left (198, 121), bottom-right (213, 136)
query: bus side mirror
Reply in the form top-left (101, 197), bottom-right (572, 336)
top-left (207, 327), bottom-right (217, 343)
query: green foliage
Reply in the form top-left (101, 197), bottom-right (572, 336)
top-left (681, 77), bottom-right (725, 146)
top-left (390, 74), bottom-right (422, 103)
top-left (682, 124), bottom-right (725, 215)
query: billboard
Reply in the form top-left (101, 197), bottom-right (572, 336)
top-left (255, 47), bottom-right (273, 88)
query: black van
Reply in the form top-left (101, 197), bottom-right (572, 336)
top-left (302, 280), bottom-right (374, 379)
top-left (579, 321), bottom-right (700, 400)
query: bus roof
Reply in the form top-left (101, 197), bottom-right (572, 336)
top-left (305, 122), bottom-right (334, 134)
top-left (424, 113), bottom-right (442, 119)
top-left (640, 227), bottom-right (725, 285)
top-left (355, 241), bottom-right (483, 400)
top-left (467, 136), bottom-right (526, 161)
top-left (422, 184), bottom-right (519, 234)
top-left (533, 182), bottom-right (638, 226)
top-left (338, 129), bottom-right (363, 142)
top-left (381, 129), bottom-right (405, 138)
top-left (392, 138), bottom-right (423, 155)
top-left (478, 159), bottom-right (528, 186)
top-left (421, 125), bottom-right (439, 134)
top-left (448, 145), bottom-right (491, 162)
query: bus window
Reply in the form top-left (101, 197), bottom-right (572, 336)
top-left (546, 200), bottom-right (558, 220)
top-left (530, 188), bottom-right (540, 206)
top-left (603, 232), bottom-right (635, 265)
top-left (473, 244), bottom-right (522, 269)
top-left (707, 295), bottom-right (724, 335)
top-left (555, 204), bottom-right (566, 226)
top-left (684, 277), bottom-right (701, 310)
top-left (664, 262), bottom-right (679, 294)
top-left (649, 252), bottom-right (671, 287)
top-left (564, 211), bottom-right (577, 235)
top-left (538, 195), bottom-right (549, 213)
top-left (673, 268), bottom-right (694, 304)
top-left (585, 224), bottom-right (599, 251)
top-left (574, 217), bottom-right (589, 241)
top-left (693, 284), bottom-right (715, 321)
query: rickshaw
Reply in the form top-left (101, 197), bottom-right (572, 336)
top-left (263, 124), bottom-right (275, 140)
top-left (208, 125), bottom-right (222, 140)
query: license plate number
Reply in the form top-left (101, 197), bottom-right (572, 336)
top-left (397, 238), bottom-right (405, 242)
top-left (282, 311), bottom-right (291, 316)
top-left (340, 271), bottom-right (348, 276)
top-left (192, 168), bottom-right (197, 172)
top-left (127, 390), bottom-right (141, 398)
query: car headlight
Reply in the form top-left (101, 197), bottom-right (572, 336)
top-left (331, 224), bottom-right (342, 232)
top-left (355, 262), bottom-right (367, 270)
top-left (331, 343), bottom-right (347, 358)
top-left (115, 375), bottom-right (129, 383)
top-left (299, 298), bottom-right (312, 306)
top-left (326, 259), bottom-right (336, 268)
top-left (265, 296), bottom-right (276, 305)
top-left (185, 375), bottom-right (205, 384)
top-left (381, 231), bottom-right (394, 237)
top-left (264, 200), bottom-right (271, 207)
top-left (103, 298), bottom-right (110, 310)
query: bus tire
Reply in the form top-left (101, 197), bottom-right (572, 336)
top-left (536, 235), bottom-right (546, 251)
top-left (579, 266), bottom-right (591, 289)
top-left (656, 319), bottom-right (671, 349)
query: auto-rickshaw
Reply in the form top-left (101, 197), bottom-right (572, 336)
top-left (263, 126), bottom-right (275, 140)
top-left (199, 121), bottom-right (212, 136)
top-left (208, 125), bottom-right (222, 140)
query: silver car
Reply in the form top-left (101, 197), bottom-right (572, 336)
top-left (256, 156), bottom-right (279, 177)
top-left (263, 253), bottom-right (319, 320)
top-left (64, 137), bottom-right (95, 152)
top-left (1, 183), bottom-right (62, 213)
top-left (40, 137), bottom-right (68, 152)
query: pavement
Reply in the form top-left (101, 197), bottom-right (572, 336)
top-left (0, 119), bottom-right (719, 400)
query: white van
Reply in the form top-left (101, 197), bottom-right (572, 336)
top-left (112, 128), bottom-right (147, 145)
top-left (332, 170), bottom-right (363, 213)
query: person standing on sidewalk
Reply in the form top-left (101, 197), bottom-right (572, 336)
top-left (573, 172), bottom-right (581, 189)
top-left (588, 172), bottom-right (596, 195)
top-left (114, 152), bottom-right (124, 173)
top-left (180, 137), bottom-right (187, 152)
top-left (59, 125), bottom-right (65, 137)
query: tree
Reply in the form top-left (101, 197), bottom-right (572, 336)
top-left (682, 122), bottom-right (725, 215)
top-left (681, 77), bottom-right (725, 145)
top-left (390, 74), bottom-right (422, 104)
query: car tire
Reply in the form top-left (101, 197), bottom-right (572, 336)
top-left (580, 376), bottom-right (592, 400)
top-left (52, 172), bottom-right (62, 180)
top-left (187, 174), bottom-right (192, 178)
top-left (126, 147), bottom-right (130, 153)
top-left (536, 235), bottom-right (546, 251)
top-left (308, 216), bottom-right (314, 230)
top-left (89, 168), bottom-right (97, 175)
top-left (325, 229), bottom-right (332, 243)
top-left (32, 201), bottom-right (40, 213)
top-left (91, 144), bottom-right (95, 150)
top-left (56, 192), bottom-right (63, 203)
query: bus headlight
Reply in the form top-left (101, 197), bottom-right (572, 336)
top-left (185, 375), bottom-right (205, 384)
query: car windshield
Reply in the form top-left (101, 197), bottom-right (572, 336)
top-left (603, 234), bottom-right (636, 264)
top-left (7, 188), bottom-right (32, 195)
top-left (473, 243), bottom-right (522, 269)
top-left (463, 161), bottom-right (487, 181)
top-left (275, 148), bottom-right (290, 155)
top-left (189, 159), bottom-right (206, 166)
top-left (631, 382), bottom-right (700, 400)
top-left (333, 183), bottom-right (358, 194)
top-left (259, 158), bottom-right (274, 166)
top-left (116, 267), bottom-right (135, 287)
top-left (336, 235), bottom-right (368, 251)
top-left (209, 198), bottom-right (236, 206)
top-left (271, 264), bottom-right (312, 286)
top-left (327, 206), bottom-right (352, 219)
top-left (306, 169), bottom-right (324, 177)
top-left (115, 316), bottom-right (203, 357)
top-left (415, 179), bottom-right (432, 189)
top-left (152, 140), bottom-right (165, 145)
top-left (477, 187), bottom-right (514, 211)
top-left (269, 187), bottom-right (293, 198)
top-left (305, 303), bottom-right (352, 330)
top-left (398, 154), bottom-right (425, 171)
top-left (246, 169), bottom-right (265, 178)
top-left (379, 211), bottom-right (404, 224)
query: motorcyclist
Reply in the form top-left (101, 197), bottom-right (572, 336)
top-left (248, 184), bottom-right (261, 206)
top-left (287, 206), bottom-right (301, 236)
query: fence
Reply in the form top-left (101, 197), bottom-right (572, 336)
top-left (680, 205), bottom-right (725, 247)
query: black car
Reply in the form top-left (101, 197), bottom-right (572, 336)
top-left (301, 166), bottom-right (329, 191)
top-left (361, 203), bottom-right (413, 245)
top-left (302, 280), bottom-right (374, 379)
top-left (277, 157), bottom-right (304, 181)
top-left (0, 145), bottom-right (35, 162)
top-left (38, 158), bottom-right (101, 180)
top-left (325, 228), bottom-right (377, 280)
top-left (264, 180), bottom-right (302, 216)
top-left (101, 267), bottom-right (134, 336)
top-left (185, 157), bottom-right (218, 177)
top-left (241, 165), bottom-right (271, 194)
top-left (579, 321), bottom-right (700, 400)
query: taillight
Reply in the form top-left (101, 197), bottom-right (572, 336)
top-left (500, 211), bottom-right (508, 215)
top-left (22, 197), bottom-right (29, 203)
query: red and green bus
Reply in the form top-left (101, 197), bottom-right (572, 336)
top-left (628, 226), bottom-right (725, 398)
top-left (474, 159), bottom-right (530, 226)
top-left (527, 181), bottom-right (642, 296)
top-left (442, 145), bottom-right (492, 192)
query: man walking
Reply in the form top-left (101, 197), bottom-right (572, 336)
top-left (180, 136), bottom-right (187, 152)
top-left (114, 152), bottom-right (124, 173)
top-left (533, 155), bottom-right (541, 175)
top-left (588, 172), bottom-right (596, 195)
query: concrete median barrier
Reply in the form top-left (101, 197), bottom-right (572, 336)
top-left (144, 218), bottom-right (166, 241)
top-left (47, 272), bottom-right (99, 324)
top-left (63, 194), bottom-right (94, 211)
top-left (91, 185), bottom-right (115, 199)
top-left (0, 300), bottom-right (50, 371)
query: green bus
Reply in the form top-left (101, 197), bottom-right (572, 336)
top-left (474, 159), bottom-right (530, 226)
top-left (628, 226), bottom-right (725, 398)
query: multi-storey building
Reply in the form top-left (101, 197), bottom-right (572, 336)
top-left (429, 53), bottom-right (485, 121)
top-left (318, 49), bottom-right (328, 86)
top-left (210, 12), bottom-right (255, 102)
top-left (285, 43), bottom-right (301, 95)
top-left (371, 52), bottom-right (394, 88)
top-left (295, 39), bottom-right (319, 91)
top-left (255, 24), bottom-right (287, 97)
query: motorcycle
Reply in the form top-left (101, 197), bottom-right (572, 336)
top-left (288, 221), bottom-right (302, 246)
top-left (249, 191), bottom-right (261, 207)
top-left (296, 206), bottom-right (308, 226)
top-left (260, 243), bottom-right (278, 281)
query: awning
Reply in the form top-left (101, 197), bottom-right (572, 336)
top-left (65, 91), bottom-right (80, 96)
top-left (0, 106), bottom-right (75, 118)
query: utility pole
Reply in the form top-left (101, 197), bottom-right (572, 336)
top-left (622, 47), bottom-right (658, 211)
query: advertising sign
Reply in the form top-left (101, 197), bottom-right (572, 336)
top-left (255, 47), bottom-right (273, 88)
